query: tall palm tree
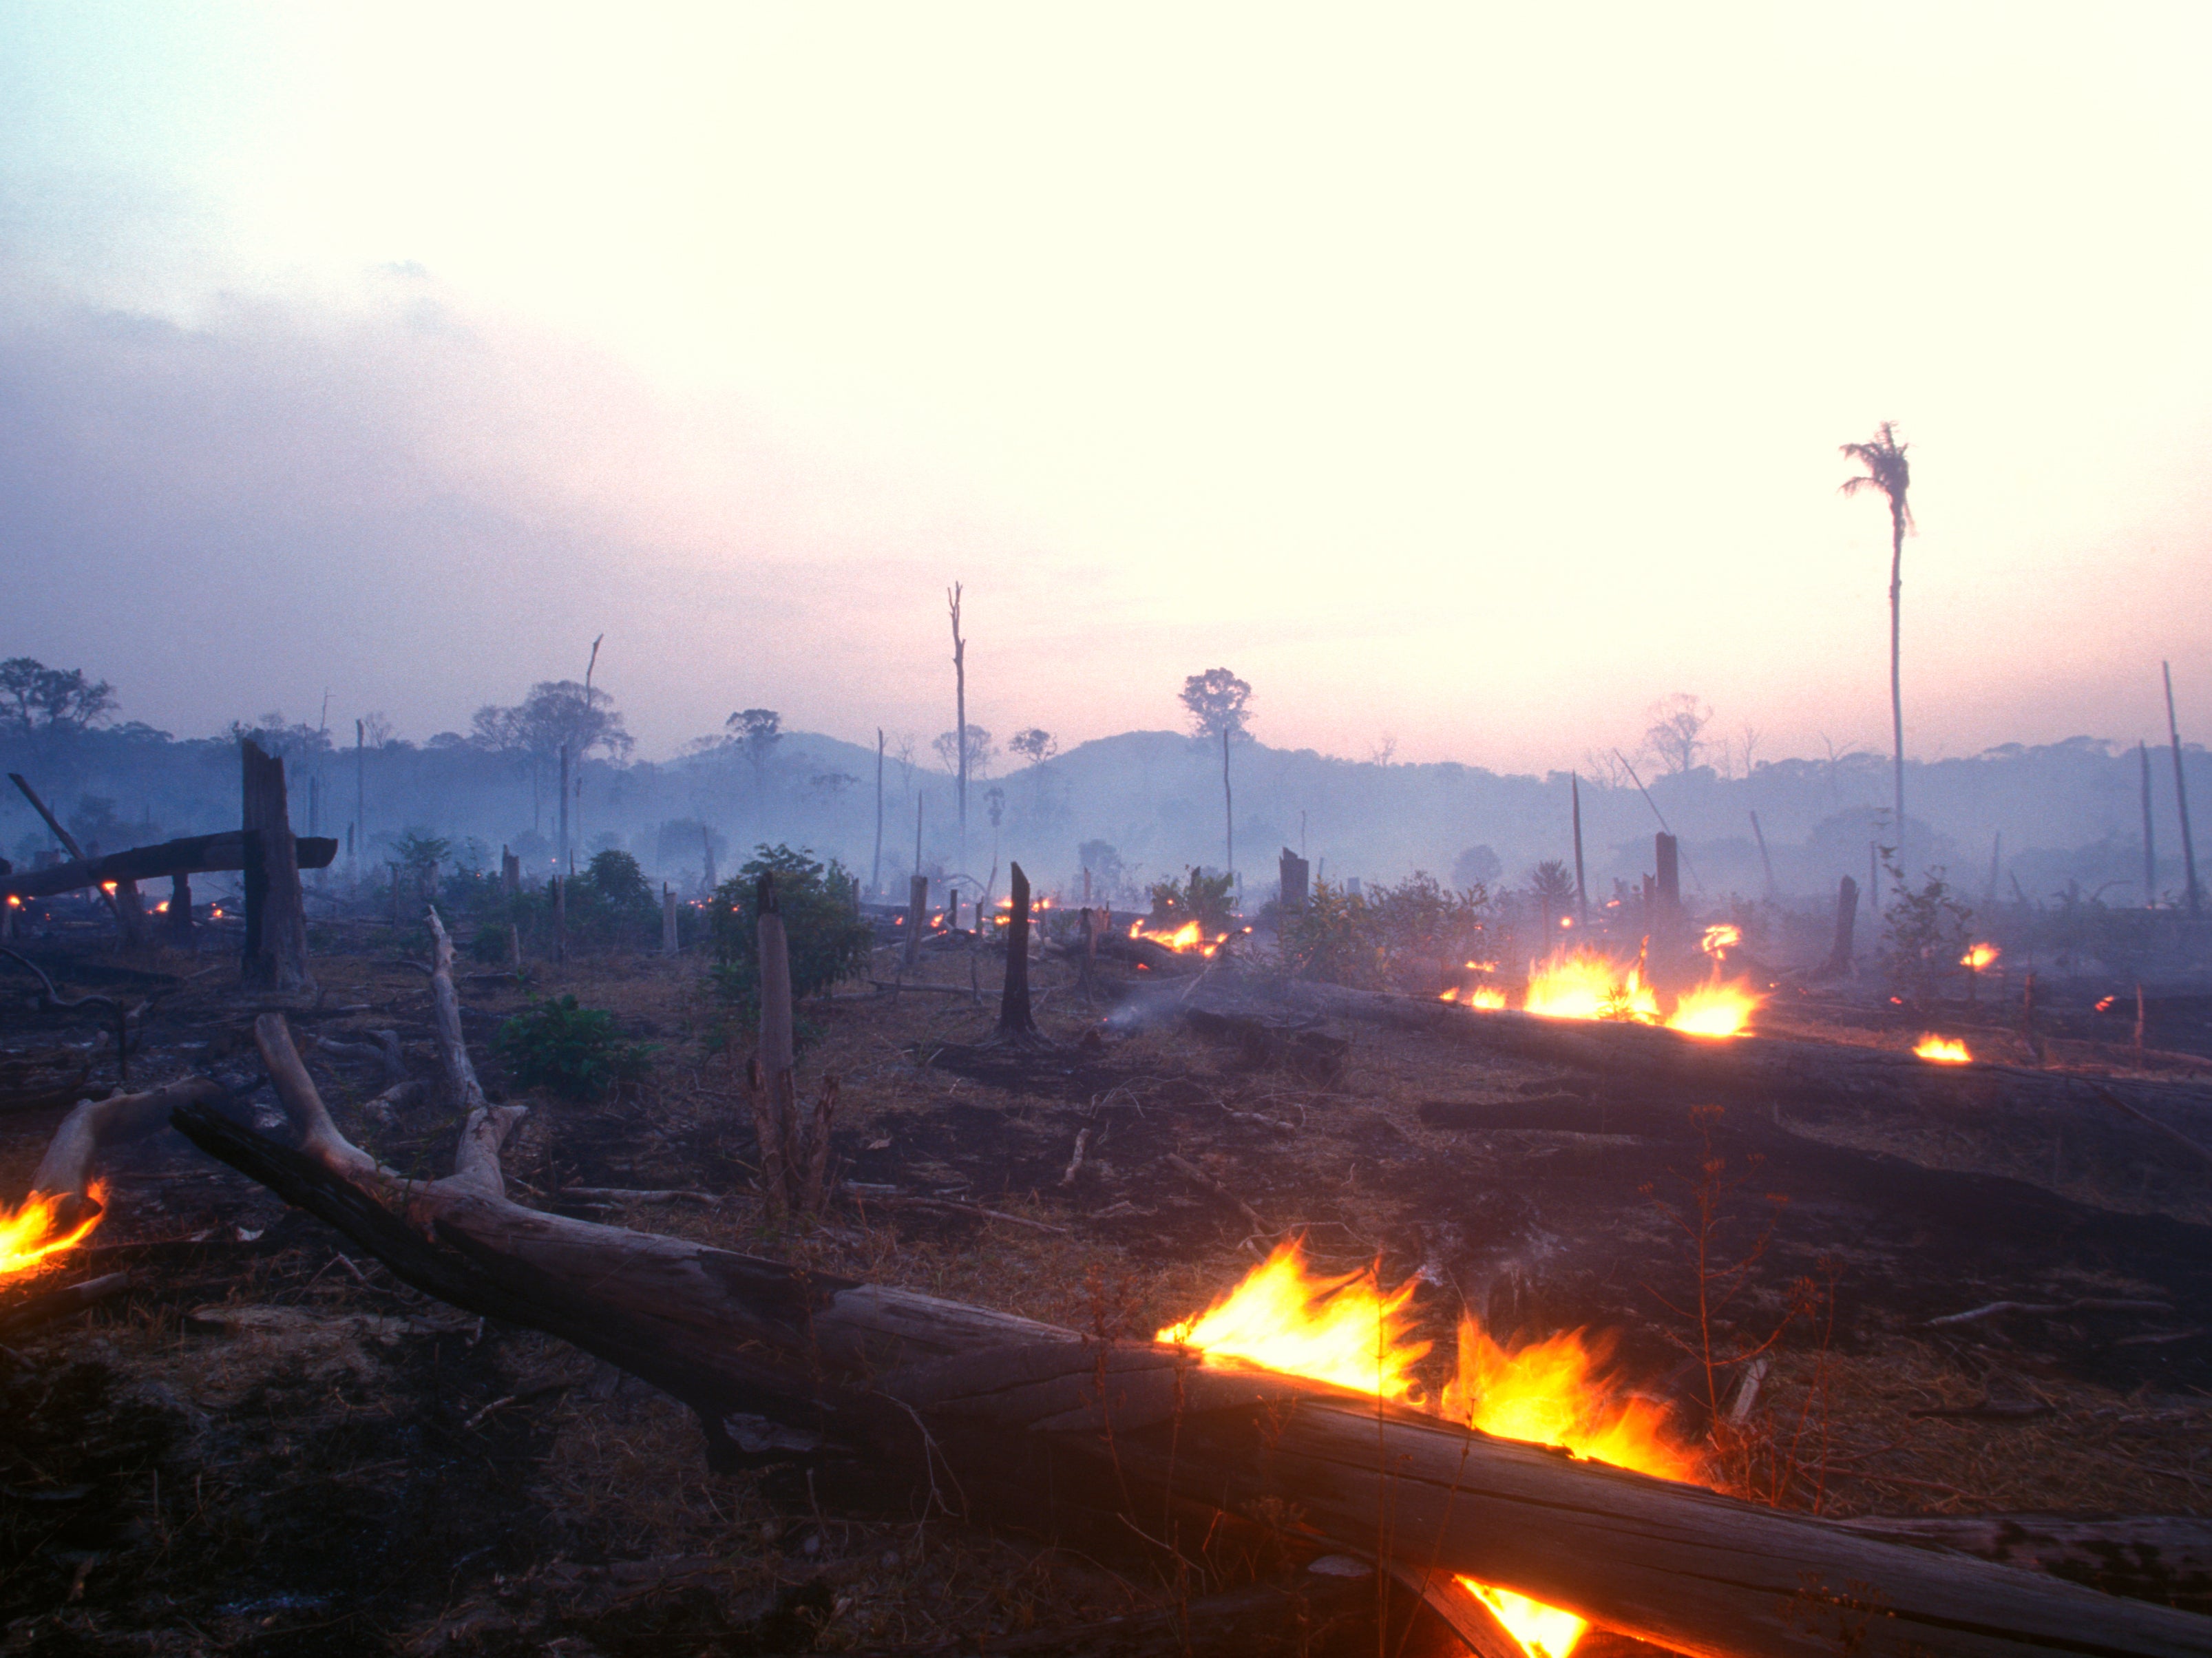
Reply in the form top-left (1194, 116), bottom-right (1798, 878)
top-left (1841, 423), bottom-right (1913, 874)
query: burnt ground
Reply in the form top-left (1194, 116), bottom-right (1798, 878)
top-left (2, 934), bottom-right (2210, 1655)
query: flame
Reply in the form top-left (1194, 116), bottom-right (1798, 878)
top-left (1130, 919), bottom-right (1216, 954)
top-left (1157, 1239), bottom-right (1429, 1401)
top-left (1665, 980), bottom-right (1763, 1039)
top-left (2096, 995), bottom-right (2116, 1013)
top-left (1159, 1240), bottom-right (1701, 1658)
top-left (1, 1184), bottom-right (107, 1277)
top-left (1700, 923), bottom-right (1740, 957)
top-left (1913, 1033), bottom-right (1973, 1064)
top-left (1524, 949), bottom-right (1661, 1023)
top-left (1466, 987), bottom-right (1508, 1010)
top-left (1960, 943), bottom-right (2001, 971)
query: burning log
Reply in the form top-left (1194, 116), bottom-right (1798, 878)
top-left (1281, 980), bottom-right (2212, 1130)
top-left (0, 1269), bottom-right (134, 1341)
top-left (165, 1026), bottom-right (2211, 1658)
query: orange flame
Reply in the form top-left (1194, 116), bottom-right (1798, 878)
top-left (1960, 943), bottom-right (2000, 971)
top-left (1699, 923), bottom-right (1740, 957)
top-left (1159, 1240), bottom-right (1700, 1657)
top-left (1, 1184), bottom-right (107, 1277)
top-left (1913, 1033), bottom-right (1973, 1064)
top-left (1130, 919), bottom-right (1219, 954)
top-left (1524, 949), bottom-right (1661, 1023)
top-left (1522, 948), bottom-right (1761, 1038)
top-left (1665, 980), bottom-right (1763, 1039)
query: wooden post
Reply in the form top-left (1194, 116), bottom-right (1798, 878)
top-left (1749, 810), bottom-right (1776, 903)
top-left (905, 873), bottom-right (927, 970)
top-left (501, 847), bottom-right (520, 899)
top-left (1571, 773), bottom-right (1588, 923)
top-left (240, 738), bottom-right (315, 995)
top-left (2162, 662), bottom-right (2200, 916)
top-left (994, 862), bottom-right (1038, 1041)
top-left (662, 883), bottom-right (678, 956)
top-left (2140, 742), bottom-right (2157, 905)
top-left (1278, 847), bottom-right (1309, 912)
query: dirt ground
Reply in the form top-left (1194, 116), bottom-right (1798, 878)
top-left (3, 932), bottom-right (2209, 1655)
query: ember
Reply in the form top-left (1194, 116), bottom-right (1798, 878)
top-left (1159, 1239), bottom-right (1700, 1656)
top-left (1914, 1033), bottom-right (1973, 1064)
top-left (1960, 942), bottom-right (2001, 971)
top-left (0, 1183), bottom-right (106, 1277)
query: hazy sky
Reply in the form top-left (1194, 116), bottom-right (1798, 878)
top-left (3, 3), bottom-right (2210, 772)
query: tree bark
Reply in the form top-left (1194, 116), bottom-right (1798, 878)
top-left (240, 738), bottom-right (315, 996)
top-left (1891, 497), bottom-right (1907, 876)
top-left (905, 873), bottom-right (928, 972)
top-left (164, 1072), bottom-right (2212, 1658)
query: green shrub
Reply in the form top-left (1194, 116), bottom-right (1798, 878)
top-left (1276, 872), bottom-right (1489, 990)
top-left (493, 994), bottom-right (653, 1100)
top-left (709, 843), bottom-right (873, 1014)
top-left (1147, 867), bottom-right (1236, 930)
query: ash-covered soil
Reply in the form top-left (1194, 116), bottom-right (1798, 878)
top-left (3, 936), bottom-right (2209, 1653)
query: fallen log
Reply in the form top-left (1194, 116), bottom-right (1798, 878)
top-left (1277, 980), bottom-right (2212, 1131)
top-left (0, 830), bottom-right (339, 903)
top-left (1840, 1515), bottom-right (2212, 1614)
top-left (0, 1270), bottom-right (134, 1341)
top-left (167, 1020), bottom-right (2212, 1658)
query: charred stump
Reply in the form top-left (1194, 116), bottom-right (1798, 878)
top-left (991, 861), bottom-right (1044, 1045)
top-left (240, 737), bottom-right (315, 996)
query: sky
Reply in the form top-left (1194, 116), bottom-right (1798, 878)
top-left (3, 2), bottom-right (2211, 774)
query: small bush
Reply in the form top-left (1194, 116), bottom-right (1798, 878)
top-left (1147, 867), bottom-right (1236, 930)
top-left (710, 843), bottom-right (873, 1014)
top-left (493, 995), bottom-right (653, 1100)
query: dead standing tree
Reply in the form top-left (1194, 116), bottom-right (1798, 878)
top-left (1179, 669), bottom-right (1252, 895)
top-left (948, 583), bottom-right (968, 866)
top-left (1842, 422), bottom-right (1913, 874)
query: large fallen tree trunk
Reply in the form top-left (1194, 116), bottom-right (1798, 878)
top-left (1277, 980), bottom-right (2212, 1128)
top-left (160, 1003), bottom-right (2212, 1654)
top-left (0, 830), bottom-right (339, 903)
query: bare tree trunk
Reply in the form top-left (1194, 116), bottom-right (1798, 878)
top-left (872, 727), bottom-right (885, 899)
top-left (1890, 500), bottom-right (1907, 875)
top-left (662, 883), bottom-right (678, 956)
top-left (702, 824), bottom-right (717, 893)
top-left (2140, 742), bottom-right (2158, 905)
top-left (1749, 810), bottom-right (1776, 903)
top-left (240, 738), bottom-right (315, 996)
top-left (501, 847), bottom-right (520, 899)
top-left (2164, 662), bottom-right (2200, 916)
top-left (1221, 727), bottom-right (1234, 893)
top-left (1571, 773), bottom-right (1588, 923)
top-left (558, 742), bottom-right (571, 874)
top-left (949, 583), bottom-right (967, 865)
top-left (552, 876), bottom-right (567, 967)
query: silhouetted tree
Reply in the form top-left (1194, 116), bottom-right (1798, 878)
top-left (0, 658), bottom-right (116, 752)
top-left (726, 708), bottom-right (783, 794)
top-left (1842, 422), bottom-right (1913, 869)
top-left (1180, 669), bottom-right (1252, 889)
top-left (1643, 694), bottom-right (1712, 775)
